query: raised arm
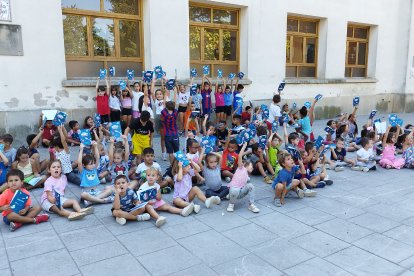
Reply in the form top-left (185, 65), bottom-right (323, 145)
top-left (309, 98), bottom-right (317, 124)
top-left (58, 125), bottom-right (69, 153)
top-left (176, 162), bottom-right (183, 182)
top-left (77, 144), bottom-right (84, 174)
top-left (105, 77), bottom-right (110, 95)
top-left (202, 114), bottom-right (208, 134)
top-left (92, 141), bottom-right (100, 166)
top-left (108, 137), bottom-right (115, 165)
top-left (95, 77), bottom-right (99, 93)
top-left (30, 128), bottom-right (44, 149)
top-left (382, 126), bottom-right (391, 145)
top-left (223, 129), bottom-right (233, 150)
top-left (238, 142), bottom-right (248, 168)
top-left (283, 123), bottom-right (289, 145)
top-left (122, 135), bottom-right (130, 162)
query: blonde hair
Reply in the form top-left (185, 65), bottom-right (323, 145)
top-left (146, 167), bottom-right (160, 177)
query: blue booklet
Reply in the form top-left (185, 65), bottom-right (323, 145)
top-left (353, 96), bottom-right (360, 107)
top-left (119, 80), bottom-right (127, 91)
top-left (78, 129), bottom-right (92, 146)
top-left (54, 190), bottom-right (61, 209)
top-left (99, 69), bottom-right (107, 80)
top-left (324, 126), bottom-right (335, 135)
top-left (272, 120), bottom-right (279, 132)
top-left (166, 79), bottom-right (176, 90)
top-left (258, 135), bottom-right (267, 150)
top-left (278, 81), bottom-right (286, 92)
top-left (286, 145), bottom-right (301, 160)
top-left (292, 102), bottom-right (297, 110)
top-left (319, 144), bottom-right (335, 158)
top-left (388, 114), bottom-right (398, 127)
top-left (190, 85), bottom-right (197, 96)
top-left (314, 135), bottom-right (324, 150)
top-left (260, 104), bottom-right (269, 119)
top-left (109, 66), bottom-right (116, 77)
top-left (143, 71), bottom-right (153, 83)
top-left (203, 65), bottom-right (210, 75)
top-left (314, 94), bottom-right (322, 101)
top-left (154, 66), bottom-right (163, 79)
top-left (52, 111), bottom-right (67, 126)
top-left (396, 117), bottom-right (404, 127)
top-left (237, 72), bottom-right (245, 80)
top-left (174, 151), bottom-right (189, 167)
top-left (94, 113), bottom-right (101, 127)
top-left (304, 101), bottom-right (311, 109)
top-left (126, 69), bottom-right (134, 80)
top-left (190, 68), bottom-right (197, 77)
top-left (217, 69), bottom-right (223, 78)
top-left (369, 110), bottom-right (377, 120)
top-left (228, 73), bottom-right (235, 80)
top-left (283, 114), bottom-right (290, 123)
top-left (10, 190), bottom-right (29, 213)
top-left (138, 187), bottom-right (157, 202)
top-left (190, 110), bottom-right (200, 119)
top-left (109, 121), bottom-right (122, 140)
top-left (0, 144), bottom-right (4, 152)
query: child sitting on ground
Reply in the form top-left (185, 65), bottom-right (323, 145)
top-left (302, 142), bottom-right (332, 188)
top-left (26, 128), bottom-right (48, 173)
top-left (356, 137), bottom-right (377, 172)
top-left (266, 131), bottom-right (283, 176)
top-left (272, 151), bottom-right (306, 207)
top-left (41, 160), bottom-right (94, 221)
top-left (0, 170), bottom-right (49, 231)
top-left (250, 143), bottom-right (275, 184)
top-left (111, 175), bottom-right (151, 225)
top-left (379, 126), bottom-right (405, 169)
top-left (227, 143), bottom-right (260, 213)
top-left (401, 130), bottom-right (414, 168)
top-left (202, 151), bottom-right (229, 200)
top-left (135, 147), bottom-right (162, 186)
top-left (221, 131), bottom-right (239, 183)
top-left (39, 114), bottom-right (56, 147)
top-left (67, 120), bottom-right (81, 146)
top-left (12, 146), bottom-right (46, 190)
top-left (328, 137), bottom-right (357, 170)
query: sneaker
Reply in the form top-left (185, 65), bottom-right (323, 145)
top-left (83, 199), bottom-right (92, 207)
top-left (181, 203), bottom-right (194, 217)
top-left (136, 213), bottom-right (151, 221)
top-left (247, 177), bottom-right (251, 183)
top-left (161, 186), bottom-right (172, 194)
top-left (225, 177), bottom-right (231, 183)
top-left (225, 194), bottom-right (230, 200)
top-left (193, 204), bottom-right (201, 214)
top-left (9, 222), bottom-right (23, 232)
top-left (211, 196), bottom-right (221, 205)
top-left (248, 204), bottom-right (260, 213)
top-left (103, 196), bottom-right (114, 203)
top-left (303, 188), bottom-right (317, 197)
top-left (351, 166), bottom-right (362, 171)
top-left (79, 207), bottom-right (94, 215)
top-left (329, 164), bottom-right (336, 170)
top-left (324, 180), bottom-right (333, 185)
top-left (68, 212), bottom-right (87, 221)
top-left (296, 188), bottom-right (304, 199)
top-left (116, 217), bottom-right (126, 225)
top-left (227, 203), bottom-right (235, 212)
top-left (100, 178), bottom-right (107, 184)
top-left (316, 181), bottom-right (326, 188)
top-left (362, 167), bottom-right (369, 172)
top-left (369, 165), bottom-right (377, 171)
top-left (270, 174), bottom-right (276, 180)
top-left (335, 166), bottom-right (344, 172)
top-left (205, 197), bottom-right (212, 208)
top-left (274, 198), bottom-right (282, 207)
top-left (264, 176), bottom-right (272, 184)
top-left (155, 216), bottom-right (167, 227)
top-left (35, 214), bottom-right (49, 224)
top-left (162, 152), bottom-right (168, 161)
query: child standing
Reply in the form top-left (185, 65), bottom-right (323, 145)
top-left (125, 111), bottom-right (154, 165)
top-left (161, 101), bottom-right (180, 164)
top-left (233, 83), bottom-right (244, 116)
top-left (227, 143), bottom-right (260, 213)
top-left (223, 82), bottom-right (233, 120)
top-left (201, 75), bottom-right (213, 117)
top-left (0, 170), bottom-right (49, 232)
top-left (95, 77), bottom-right (110, 124)
top-left (41, 160), bottom-right (93, 220)
top-left (379, 126), bottom-right (405, 169)
top-left (120, 88), bottom-right (133, 126)
top-left (203, 152), bottom-right (229, 200)
top-left (356, 137), bottom-right (377, 172)
top-left (109, 85), bottom-right (121, 122)
top-left (177, 84), bottom-right (191, 133)
top-left (214, 78), bottom-right (225, 122)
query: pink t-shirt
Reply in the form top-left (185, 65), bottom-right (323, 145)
top-left (228, 166), bottom-right (248, 189)
top-left (41, 175), bottom-right (67, 203)
top-left (173, 169), bottom-right (195, 200)
top-left (215, 92), bottom-right (225, 107)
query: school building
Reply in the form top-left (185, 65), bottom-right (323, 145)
top-left (1, 0), bottom-right (414, 139)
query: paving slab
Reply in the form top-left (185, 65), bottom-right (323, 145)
top-left (284, 257), bottom-right (353, 276)
top-left (314, 218), bottom-right (373, 243)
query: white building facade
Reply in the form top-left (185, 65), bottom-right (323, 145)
top-left (1, 0), bottom-right (414, 138)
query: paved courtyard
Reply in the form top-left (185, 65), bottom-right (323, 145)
top-left (1, 113), bottom-right (414, 276)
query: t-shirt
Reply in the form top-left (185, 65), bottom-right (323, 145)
top-left (109, 95), bottom-right (121, 110)
top-left (201, 89), bottom-right (212, 109)
top-left (132, 91), bottom-right (144, 111)
top-left (135, 162), bottom-right (162, 181)
top-left (298, 116), bottom-right (312, 135)
top-left (268, 103), bottom-right (281, 124)
top-left (42, 126), bottom-right (56, 141)
top-left (357, 147), bottom-right (374, 161)
top-left (241, 112), bottom-right (251, 123)
top-left (215, 92), bottom-right (225, 107)
top-left (161, 109), bottom-right (178, 137)
top-left (215, 129), bottom-right (228, 142)
top-left (118, 188), bottom-right (138, 212)
top-left (67, 130), bottom-right (80, 143)
top-left (403, 146), bottom-right (414, 168)
top-left (80, 168), bottom-right (100, 188)
top-left (0, 162), bottom-right (7, 183)
top-left (268, 146), bottom-right (280, 168)
top-left (0, 188), bottom-right (32, 217)
top-left (173, 169), bottom-right (195, 200)
top-left (178, 91), bottom-right (190, 105)
top-left (2, 147), bottom-right (16, 168)
top-left (186, 152), bottom-right (200, 163)
top-left (203, 166), bottom-right (222, 191)
top-left (55, 150), bottom-right (72, 174)
top-left (138, 182), bottom-right (160, 205)
top-left (192, 94), bottom-right (202, 110)
top-left (154, 97), bottom-right (170, 115)
top-left (224, 92), bottom-right (233, 106)
top-left (184, 110), bottom-right (197, 131)
top-left (228, 166), bottom-right (248, 189)
top-left (97, 155), bottom-right (110, 174)
top-left (272, 165), bottom-right (300, 189)
top-left (331, 148), bottom-right (346, 161)
top-left (41, 175), bottom-right (67, 203)
top-left (96, 94), bottom-right (110, 115)
top-left (109, 160), bottom-right (130, 183)
top-left (129, 119), bottom-right (154, 136)
top-left (221, 149), bottom-right (238, 171)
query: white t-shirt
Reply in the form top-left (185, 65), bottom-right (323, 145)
top-left (132, 91), bottom-right (144, 111)
top-left (186, 152), bottom-right (200, 163)
top-left (135, 162), bottom-right (162, 175)
top-left (154, 97), bottom-right (170, 115)
top-left (109, 95), bottom-right (121, 110)
top-left (357, 147), bottom-right (374, 160)
top-left (142, 104), bottom-right (154, 119)
top-left (178, 92), bottom-right (190, 105)
top-left (268, 103), bottom-right (281, 123)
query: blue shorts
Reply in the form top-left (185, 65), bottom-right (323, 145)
top-left (3, 216), bottom-right (10, 225)
top-left (202, 107), bottom-right (211, 116)
top-left (165, 135), bottom-right (180, 154)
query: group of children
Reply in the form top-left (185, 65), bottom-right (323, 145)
top-left (1, 73), bottom-right (414, 232)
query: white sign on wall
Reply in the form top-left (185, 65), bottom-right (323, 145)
top-left (0, 0), bottom-right (11, 21)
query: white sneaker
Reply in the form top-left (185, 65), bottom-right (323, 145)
top-left (116, 217), bottom-right (127, 225)
top-left (303, 188), bottom-right (317, 197)
top-left (68, 212), bottom-right (87, 221)
top-left (79, 207), bottom-right (94, 215)
top-left (227, 203), bottom-right (235, 212)
top-left (296, 188), bottom-right (304, 199)
top-left (248, 204), bottom-right (260, 213)
top-left (193, 204), bottom-right (201, 214)
top-left (211, 196), bottom-right (221, 205)
top-left (225, 177), bottom-right (231, 183)
top-left (162, 152), bottom-right (167, 161)
top-left (335, 166), bottom-right (344, 172)
top-left (225, 194), bottom-right (230, 200)
top-left (136, 213), bottom-right (151, 221)
top-left (205, 197), bottom-right (212, 208)
top-left (351, 166), bottom-right (363, 171)
top-left (247, 177), bottom-right (251, 183)
top-left (155, 216), bottom-right (166, 227)
top-left (181, 203), bottom-right (194, 217)
top-left (363, 167), bottom-right (369, 172)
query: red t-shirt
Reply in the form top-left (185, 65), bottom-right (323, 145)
top-left (96, 94), bottom-right (110, 115)
top-left (241, 112), bottom-right (251, 123)
top-left (0, 188), bottom-right (32, 217)
top-left (42, 125), bottom-right (56, 141)
top-left (221, 149), bottom-right (239, 171)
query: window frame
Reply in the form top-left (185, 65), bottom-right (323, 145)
top-left (285, 16), bottom-right (319, 78)
top-left (62, 0), bottom-right (143, 69)
top-left (189, 2), bottom-right (240, 77)
top-left (345, 24), bottom-right (369, 78)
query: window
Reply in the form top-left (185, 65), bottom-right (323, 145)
top-left (286, 17), bottom-right (318, 78)
top-left (62, 0), bottom-right (143, 78)
top-left (345, 25), bottom-right (369, 78)
top-left (189, 3), bottom-right (239, 77)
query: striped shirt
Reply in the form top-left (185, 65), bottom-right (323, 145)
top-left (161, 108), bottom-right (178, 137)
top-left (201, 89), bottom-right (212, 110)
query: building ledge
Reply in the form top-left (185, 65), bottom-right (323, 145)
top-left (62, 78), bottom-right (253, 87)
top-left (285, 78), bottom-right (378, 84)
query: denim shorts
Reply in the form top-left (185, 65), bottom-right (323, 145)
top-left (165, 135), bottom-right (179, 154)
